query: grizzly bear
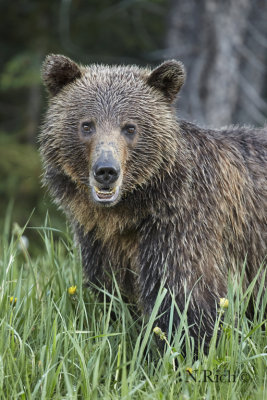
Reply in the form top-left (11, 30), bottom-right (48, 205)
top-left (40, 54), bottom-right (267, 353)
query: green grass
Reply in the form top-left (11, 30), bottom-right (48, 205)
top-left (0, 217), bottom-right (266, 399)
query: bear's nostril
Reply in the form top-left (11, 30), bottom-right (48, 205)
top-left (94, 165), bottom-right (120, 184)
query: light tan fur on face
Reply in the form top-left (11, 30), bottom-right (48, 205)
top-left (87, 127), bottom-right (126, 188)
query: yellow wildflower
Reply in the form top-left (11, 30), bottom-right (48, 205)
top-left (153, 326), bottom-right (176, 371)
top-left (186, 367), bottom-right (193, 374)
top-left (68, 286), bottom-right (77, 295)
top-left (153, 326), bottom-right (166, 340)
top-left (219, 298), bottom-right (229, 308)
top-left (153, 326), bottom-right (162, 335)
top-left (10, 296), bottom-right (17, 304)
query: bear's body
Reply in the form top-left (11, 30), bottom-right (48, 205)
top-left (40, 55), bottom-right (267, 352)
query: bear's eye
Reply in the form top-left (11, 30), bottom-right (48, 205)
top-left (123, 124), bottom-right (136, 136)
top-left (81, 121), bottom-right (95, 136)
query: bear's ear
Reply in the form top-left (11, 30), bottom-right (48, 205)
top-left (41, 54), bottom-right (82, 96)
top-left (147, 60), bottom-right (185, 102)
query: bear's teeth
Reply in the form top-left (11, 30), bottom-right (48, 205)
top-left (94, 187), bottom-right (116, 198)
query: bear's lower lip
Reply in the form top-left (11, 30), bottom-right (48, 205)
top-left (92, 186), bottom-right (120, 204)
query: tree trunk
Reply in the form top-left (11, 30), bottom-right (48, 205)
top-left (165, 0), bottom-right (267, 127)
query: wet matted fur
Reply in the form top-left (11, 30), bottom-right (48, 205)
top-left (39, 54), bottom-right (267, 353)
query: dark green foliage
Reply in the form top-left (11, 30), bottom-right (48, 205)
top-left (0, 134), bottom-right (63, 253)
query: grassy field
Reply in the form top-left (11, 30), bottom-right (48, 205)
top-left (0, 216), bottom-right (266, 399)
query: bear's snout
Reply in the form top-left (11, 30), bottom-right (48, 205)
top-left (93, 162), bottom-right (120, 185)
top-left (90, 150), bottom-right (122, 205)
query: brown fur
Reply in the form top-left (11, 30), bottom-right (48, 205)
top-left (39, 54), bottom-right (267, 353)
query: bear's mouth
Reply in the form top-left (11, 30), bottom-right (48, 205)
top-left (92, 186), bottom-right (120, 204)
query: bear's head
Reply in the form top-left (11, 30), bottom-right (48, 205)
top-left (40, 54), bottom-right (185, 207)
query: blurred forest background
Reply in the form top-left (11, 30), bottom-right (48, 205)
top-left (1, 0), bottom-right (267, 252)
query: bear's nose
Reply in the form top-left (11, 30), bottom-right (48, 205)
top-left (93, 163), bottom-right (120, 185)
